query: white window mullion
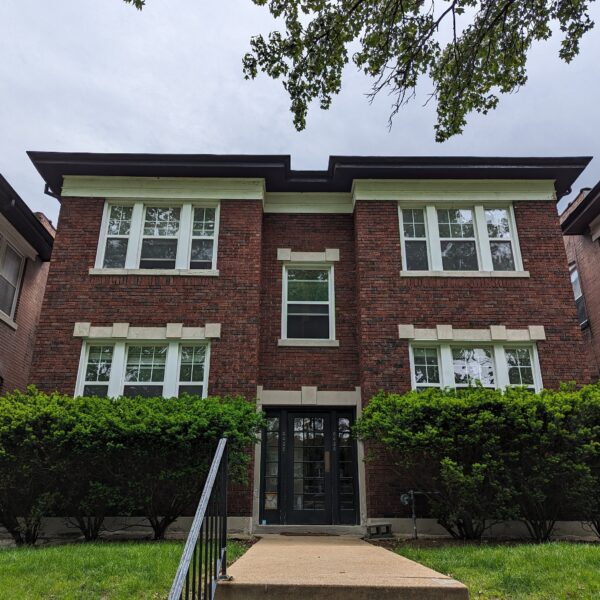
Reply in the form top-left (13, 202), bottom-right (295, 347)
top-left (439, 344), bottom-right (454, 388)
top-left (95, 202), bottom-right (110, 268)
top-left (281, 265), bottom-right (288, 339)
top-left (426, 206), bottom-right (443, 271)
top-left (474, 206), bottom-right (493, 271)
top-left (108, 342), bottom-right (126, 397)
top-left (329, 265), bottom-right (336, 341)
top-left (509, 205), bottom-right (524, 271)
top-left (176, 204), bottom-right (193, 269)
top-left (163, 341), bottom-right (180, 398)
top-left (212, 203), bottom-right (221, 271)
top-left (493, 344), bottom-right (509, 390)
top-left (126, 203), bottom-right (144, 268)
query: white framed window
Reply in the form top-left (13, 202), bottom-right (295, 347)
top-left (410, 343), bottom-right (541, 391)
top-left (95, 201), bottom-right (219, 272)
top-left (75, 340), bottom-right (210, 398)
top-left (281, 265), bottom-right (335, 341)
top-left (569, 263), bottom-right (588, 327)
top-left (0, 235), bottom-right (25, 319)
top-left (399, 205), bottom-right (523, 273)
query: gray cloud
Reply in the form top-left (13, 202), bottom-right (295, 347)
top-left (1, 0), bottom-right (599, 224)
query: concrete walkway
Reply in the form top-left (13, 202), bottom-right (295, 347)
top-left (218, 535), bottom-right (468, 599)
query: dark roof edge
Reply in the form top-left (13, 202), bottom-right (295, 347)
top-left (561, 179), bottom-right (600, 235)
top-left (0, 174), bottom-right (54, 261)
top-left (27, 152), bottom-right (592, 200)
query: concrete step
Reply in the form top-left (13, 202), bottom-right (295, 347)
top-left (253, 524), bottom-right (365, 536)
top-left (218, 535), bottom-right (468, 600)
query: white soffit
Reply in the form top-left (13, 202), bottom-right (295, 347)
top-left (352, 179), bottom-right (557, 203)
top-left (264, 192), bottom-right (353, 213)
top-left (61, 176), bottom-right (266, 201)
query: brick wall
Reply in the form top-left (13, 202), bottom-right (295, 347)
top-left (354, 200), bottom-right (591, 517)
top-left (0, 256), bottom-right (50, 393)
top-left (563, 233), bottom-right (600, 379)
top-left (259, 214), bottom-right (359, 391)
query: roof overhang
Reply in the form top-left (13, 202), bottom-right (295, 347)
top-left (561, 179), bottom-right (600, 235)
top-left (27, 152), bottom-right (591, 201)
top-left (0, 175), bottom-right (54, 261)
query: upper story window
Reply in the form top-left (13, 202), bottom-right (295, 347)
top-left (282, 266), bottom-right (335, 341)
top-left (78, 340), bottom-right (210, 398)
top-left (96, 202), bottom-right (219, 273)
top-left (411, 343), bottom-right (540, 391)
top-left (0, 236), bottom-right (24, 319)
top-left (399, 205), bottom-right (523, 274)
top-left (569, 263), bottom-right (588, 327)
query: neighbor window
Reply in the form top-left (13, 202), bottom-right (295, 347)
top-left (569, 264), bottom-right (588, 327)
top-left (283, 266), bottom-right (334, 340)
top-left (410, 344), bottom-right (540, 391)
top-left (97, 202), bottom-right (219, 271)
top-left (400, 205), bottom-right (522, 273)
top-left (0, 236), bottom-right (24, 319)
top-left (77, 341), bottom-right (210, 398)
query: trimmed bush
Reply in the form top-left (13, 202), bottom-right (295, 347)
top-left (355, 385), bottom-right (600, 542)
top-left (0, 388), bottom-right (263, 544)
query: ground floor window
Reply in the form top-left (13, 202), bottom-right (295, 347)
top-left (76, 340), bottom-right (210, 398)
top-left (410, 343), bottom-right (541, 392)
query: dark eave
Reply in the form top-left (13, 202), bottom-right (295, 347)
top-left (27, 152), bottom-right (591, 200)
top-left (561, 179), bottom-right (600, 235)
top-left (0, 174), bottom-right (54, 261)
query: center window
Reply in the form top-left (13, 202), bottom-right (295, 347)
top-left (140, 207), bottom-right (181, 269)
top-left (283, 267), bottom-right (333, 340)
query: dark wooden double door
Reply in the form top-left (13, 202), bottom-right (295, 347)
top-left (260, 408), bottom-right (358, 525)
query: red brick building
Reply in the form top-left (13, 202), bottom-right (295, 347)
top-left (0, 175), bottom-right (54, 393)
top-left (28, 152), bottom-right (591, 530)
top-left (561, 182), bottom-right (600, 380)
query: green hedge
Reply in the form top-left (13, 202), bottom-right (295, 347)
top-left (0, 388), bottom-right (263, 545)
top-left (355, 384), bottom-right (600, 542)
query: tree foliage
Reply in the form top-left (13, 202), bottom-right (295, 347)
top-left (0, 388), bottom-right (263, 545)
top-left (241, 0), bottom-right (595, 140)
top-left (355, 385), bottom-right (600, 541)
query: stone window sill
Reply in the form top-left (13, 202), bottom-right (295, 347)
top-left (0, 311), bottom-right (17, 330)
top-left (400, 270), bottom-right (530, 278)
top-left (278, 339), bottom-right (340, 348)
top-left (89, 268), bottom-right (219, 277)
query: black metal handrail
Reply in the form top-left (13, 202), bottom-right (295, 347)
top-left (169, 438), bottom-right (229, 600)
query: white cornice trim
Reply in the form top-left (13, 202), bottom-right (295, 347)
top-left (62, 176), bottom-right (265, 201)
top-left (73, 322), bottom-right (221, 340)
top-left (264, 192), bottom-right (353, 214)
top-left (0, 214), bottom-right (37, 260)
top-left (352, 179), bottom-right (556, 204)
top-left (277, 248), bottom-right (340, 262)
top-left (398, 324), bottom-right (546, 342)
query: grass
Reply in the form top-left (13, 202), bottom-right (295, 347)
top-left (395, 541), bottom-right (600, 600)
top-left (0, 540), bottom-right (248, 600)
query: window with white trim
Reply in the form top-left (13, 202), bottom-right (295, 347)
top-left (569, 263), bottom-right (588, 327)
top-left (282, 266), bottom-right (335, 340)
top-left (97, 201), bottom-right (219, 271)
top-left (0, 236), bottom-right (24, 319)
top-left (410, 344), bottom-right (540, 391)
top-left (76, 341), bottom-right (210, 398)
top-left (399, 205), bottom-right (522, 273)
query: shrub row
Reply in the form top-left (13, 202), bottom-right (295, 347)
top-left (0, 388), bottom-right (263, 545)
top-left (355, 384), bottom-right (600, 542)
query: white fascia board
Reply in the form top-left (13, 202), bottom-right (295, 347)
top-left (62, 176), bottom-right (265, 201)
top-left (352, 179), bottom-right (557, 204)
top-left (264, 192), bottom-right (353, 214)
top-left (0, 214), bottom-right (38, 260)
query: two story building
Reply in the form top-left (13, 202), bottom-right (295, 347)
top-left (0, 174), bottom-right (54, 393)
top-left (28, 152), bottom-right (591, 531)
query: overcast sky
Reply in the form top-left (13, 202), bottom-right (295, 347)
top-left (2, 0), bottom-right (600, 225)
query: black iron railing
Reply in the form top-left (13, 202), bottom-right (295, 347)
top-left (169, 438), bottom-right (229, 600)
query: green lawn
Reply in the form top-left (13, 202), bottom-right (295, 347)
top-left (396, 541), bottom-right (600, 600)
top-left (0, 540), bottom-right (248, 600)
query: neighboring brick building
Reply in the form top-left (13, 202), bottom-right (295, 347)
top-left (561, 182), bottom-right (600, 380)
top-left (28, 152), bottom-right (591, 529)
top-left (0, 175), bottom-right (54, 393)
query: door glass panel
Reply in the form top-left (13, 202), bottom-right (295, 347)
top-left (263, 417), bottom-right (280, 511)
top-left (292, 417), bottom-right (325, 511)
top-left (337, 417), bottom-right (355, 511)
